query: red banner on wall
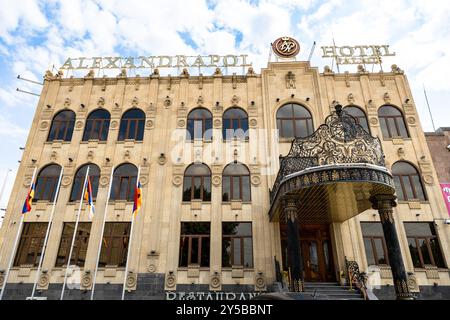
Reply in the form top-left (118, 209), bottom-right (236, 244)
top-left (441, 184), bottom-right (450, 217)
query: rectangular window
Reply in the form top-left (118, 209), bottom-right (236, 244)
top-left (404, 223), bottom-right (445, 268)
top-left (361, 222), bottom-right (389, 266)
top-left (14, 223), bottom-right (48, 267)
top-left (222, 222), bottom-right (253, 268)
top-left (55, 223), bottom-right (92, 267)
top-left (179, 223), bottom-right (210, 267)
top-left (98, 222), bottom-right (131, 267)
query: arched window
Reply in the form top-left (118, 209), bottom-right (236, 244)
top-left (118, 109), bottom-right (145, 141)
top-left (83, 109), bottom-right (110, 141)
top-left (344, 106), bottom-right (370, 133)
top-left (187, 108), bottom-right (212, 141)
top-left (276, 103), bottom-right (313, 138)
top-left (392, 161), bottom-right (426, 201)
top-left (222, 107), bottom-right (249, 140)
top-left (378, 105), bottom-right (409, 139)
top-left (47, 110), bottom-right (75, 142)
top-left (111, 164), bottom-right (138, 201)
top-left (69, 164), bottom-right (101, 201)
top-left (182, 163), bottom-right (211, 201)
top-left (222, 162), bottom-right (251, 202)
top-left (34, 164), bottom-right (62, 201)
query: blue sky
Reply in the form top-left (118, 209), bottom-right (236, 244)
top-left (1, 0), bottom-right (450, 216)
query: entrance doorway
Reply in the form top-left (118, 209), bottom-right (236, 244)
top-left (280, 224), bottom-right (335, 282)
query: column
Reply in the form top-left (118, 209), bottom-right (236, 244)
top-left (370, 194), bottom-right (414, 300)
top-left (283, 196), bottom-right (303, 292)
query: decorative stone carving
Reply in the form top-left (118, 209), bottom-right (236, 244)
top-left (38, 272), bottom-right (50, 289)
top-left (213, 119), bottom-right (221, 128)
top-left (40, 121), bottom-right (49, 130)
top-left (246, 67), bottom-right (256, 76)
top-left (146, 120), bottom-right (154, 129)
top-left (75, 120), bottom-right (84, 130)
top-left (164, 96), bottom-right (172, 108)
top-left (124, 150), bottom-right (131, 161)
top-left (167, 75), bottom-right (172, 90)
top-left (140, 175), bottom-right (148, 186)
top-left (50, 151), bottom-right (58, 161)
top-left (198, 73), bottom-right (203, 89)
top-left (125, 272), bottom-right (137, 291)
top-left (251, 175), bottom-right (261, 186)
top-left (165, 272), bottom-right (176, 290)
top-left (97, 97), bottom-right (105, 107)
top-left (407, 116), bottom-right (416, 125)
top-left (110, 120), bottom-right (119, 129)
top-left (86, 69), bottom-right (95, 78)
top-left (232, 72), bottom-right (237, 89)
top-left (249, 118), bottom-right (257, 127)
top-left (44, 70), bottom-right (54, 81)
top-left (152, 68), bottom-right (160, 77)
top-left (177, 119), bottom-right (185, 128)
top-left (180, 68), bottom-right (189, 77)
top-left (379, 265), bottom-right (393, 279)
top-left (383, 92), bottom-right (391, 103)
top-left (347, 93), bottom-right (354, 104)
top-left (391, 64), bottom-right (403, 74)
top-left (285, 71), bottom-right (296, 89)
top-left (210, 272), bottom-right (221, 291)
top-left (147, 251), bottom-right (159, 273)
top-left (231, 95), bottom-right (240, 106)
top-left (423, 174), bottom-right (434, 185)
top-left (81, 271), bottom-right (93, 289)
top-left (425, 265), bottom-right (440, 279)
top-left (397, 148), bottom-right (405, 158)
top-left (369, 117), bottom-right (378, 125)
top-left (118, 68), bottom-right (126, 78)
top-left (255, 272), bottom-right (266, 291)
top-left (100, 175), bottom-right (110, 187)
top-left (132, 96), bottom-right (139, 107)
top-left (64, 98), bottom-right (71, 107)
top-left (172, 175), bottom-right (183, 186)
top-left (407, 273), bottom-right (419, 292)
top-left (61, 176), bottom-right (72, 187)
top-left (323, 65), bottom-right (333, 74)
top-left (212, 175), bottom-right (221, 186)
top-left (158, 153), bottom-right (167, 165)
top-left (213, 67), bottom-right (222, 77)
top-left (357, 64), bottom-right (366, 73)
top-left (197, 95), bottom-right (204, 106)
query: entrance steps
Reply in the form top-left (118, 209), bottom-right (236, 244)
top-left (303, 282), bottom-right (365, 300)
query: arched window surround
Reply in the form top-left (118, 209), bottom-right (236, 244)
top-left (343, 105), bottom-right (370, 133)
top-left (111, 163), bottom-right (138, 201)
top-left (222, 162), bottom-right (251, 202)
top-left (391, 161), bottom-right (427, 201)
top-left (118, 108), bottom-right (145, 141)
top-left (222, 107), bottom-right (249, 141)
top-left (276, 103), bottom-right (314, 139)
top-left (182, 163), bottom-right (212, 202)
top-left (69, 163), bottom-right (101, 201)
top-left (82, 109), bottom-right (111, 141)
top-left (378, 104), bottom-right (410, 139)
top-left (47, 109), bottom-right (76, 142)
top-left (186, 108), bottom-right (213, 141)
top-left (34, 164), bottom-right (62, 202)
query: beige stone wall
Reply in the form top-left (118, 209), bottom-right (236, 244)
top-left (1, 61), bottom-right (450, 292)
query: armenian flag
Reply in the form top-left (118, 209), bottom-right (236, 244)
top-left (133, 181), bottom-right (142, 216)
top-left (22, 182), bottom-right (35, 214)
top-left (84, 176), bottom-right (95, 219)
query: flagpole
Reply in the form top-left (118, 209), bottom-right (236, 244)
top-left (0, 167), bottom-right (37, 300)
top-left (90, 165), bottom-right (114, 300)
top-left (60, 166), bottom-right (89, 300)
top-left (30, 166), bottom-right (64, 299)
top-left (121, 166), bottom-right (140, 300)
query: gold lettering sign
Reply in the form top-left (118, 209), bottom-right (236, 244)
top-left (321, 45), bottom-right (395, 65)
top-left (59, 55), bottom-right (252, 70)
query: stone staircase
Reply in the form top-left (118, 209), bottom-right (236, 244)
top-left (303, 282), bottom-right (365, 300)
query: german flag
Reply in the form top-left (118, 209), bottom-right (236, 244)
top-left (22, 182), bottom-right (35, 214)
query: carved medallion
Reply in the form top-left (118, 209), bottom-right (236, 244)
top-left (272, 36), bottom-right (300, 58)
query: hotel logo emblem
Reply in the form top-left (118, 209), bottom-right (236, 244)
top-left (272, 36), bottom-right (300, 58)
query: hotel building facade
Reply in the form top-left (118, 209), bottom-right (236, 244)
top-left (1, 40), bottom-right (450, 300)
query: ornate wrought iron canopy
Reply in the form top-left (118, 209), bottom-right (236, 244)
top-left (269, 105), bottom-right (395, 223)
